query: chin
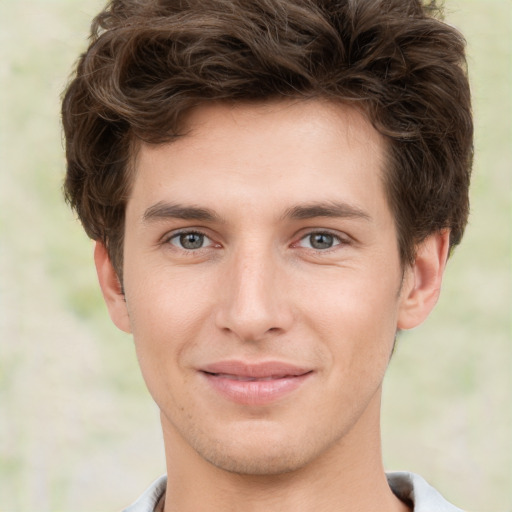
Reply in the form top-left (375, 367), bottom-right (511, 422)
top-left (188, 422), bottom-right (319, 476)
top-left (202, 446), bottom-right (311, 476)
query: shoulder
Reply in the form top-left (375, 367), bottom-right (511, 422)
top-left (122, 472), bottom-right (463, 512)
top-left (387, 472), bottom-right (465, 512)
top-left (121, 475), bottom-right (167, 512)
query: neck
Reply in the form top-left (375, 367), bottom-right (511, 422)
top-left (161, 391), bottom-right (410, 512)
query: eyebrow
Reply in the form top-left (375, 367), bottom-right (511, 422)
top-left (142, 201), bottom-right (222, 223)
top-left (142, 200), bottom-right (371, 224)
top-left (282, 201), bottom-right (371, 221)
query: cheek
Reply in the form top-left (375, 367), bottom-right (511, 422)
top-left (299, 269), bottom-right (401, 365)
top-left (124, 273), bottom-right (214, 410)
top-left (124, 267), bottom-right (215, 364)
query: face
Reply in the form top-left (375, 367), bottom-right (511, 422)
top-left (97, 100), bottom-right (446, 476)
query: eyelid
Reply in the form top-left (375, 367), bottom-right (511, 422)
top-left (159, 227), bottom-right (351, 251)
top-left (162, 228), bottom-right (219, 250)
top-left (292, 229), bottom-right (351, 250)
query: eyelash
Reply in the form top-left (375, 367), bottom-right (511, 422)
top-left (293, 230), bottom-right (350, 252)
top-left (164, 230), bottom-right (216, 251)
top-left (161, 229), bottom-right (350, 253)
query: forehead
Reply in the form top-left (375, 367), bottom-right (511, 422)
top-left (178, 99), bottom-right (382, 161)
top-left (128, 99), bottom-right (388, 221)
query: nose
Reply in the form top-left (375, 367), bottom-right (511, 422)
top-left (215, 246), bottom-right (294, 342)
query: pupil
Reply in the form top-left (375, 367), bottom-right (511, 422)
top-left (311, 233), bottom-right (333, 249)
top-left (180, 233), bottom-right (203, 249)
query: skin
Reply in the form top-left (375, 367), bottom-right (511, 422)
top-left (95, 100), bottom-right (449, 512)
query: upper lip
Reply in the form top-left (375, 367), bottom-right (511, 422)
top-left (200, 360), bottom-right (312, 379)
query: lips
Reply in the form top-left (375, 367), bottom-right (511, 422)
top-left (211, 374), bottom-right (292, 381)
top-left (199, 361), bottom-right (312, 405)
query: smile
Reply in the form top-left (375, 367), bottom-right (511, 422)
top-left (199, 361), bottom-right (313, 405)
top-left (206, 373), bottom-right (299, 381)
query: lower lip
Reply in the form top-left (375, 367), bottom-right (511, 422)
top-left (201, 372), bottom-right (312, 405)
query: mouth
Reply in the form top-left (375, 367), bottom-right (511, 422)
top-left (199, 361), bottom-right (313, 405)
top-left (204, 373), bottom-right (302, 381)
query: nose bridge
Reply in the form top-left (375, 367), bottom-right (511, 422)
top-left (216, 240), bottom-right (291, 341)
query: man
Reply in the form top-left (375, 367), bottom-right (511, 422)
top-left (61, 0), bottom-right (473, 510)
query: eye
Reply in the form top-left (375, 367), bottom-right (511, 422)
top-left (298, 232), bottom-right (342, 250)
top-left (168, 231), bottom-right (213, 250)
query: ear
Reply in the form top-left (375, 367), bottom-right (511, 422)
top-left (397, 230), bottom-right (450, 330)
top-left (94, 241), bottom-right (132, 333)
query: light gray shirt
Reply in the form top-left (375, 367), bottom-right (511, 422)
top-left (122, 472), bottom-right (464, 511)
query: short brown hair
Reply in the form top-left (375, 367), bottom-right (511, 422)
top-left (62, 0), bottom-right (473, 278)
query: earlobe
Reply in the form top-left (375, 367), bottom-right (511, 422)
top-left (94, 241), bottom-right (132, 333)
top-left (397, 230), bottom-right (450, 330)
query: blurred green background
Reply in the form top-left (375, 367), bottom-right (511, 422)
top-left (0, 0), bottom-right (510, 510)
